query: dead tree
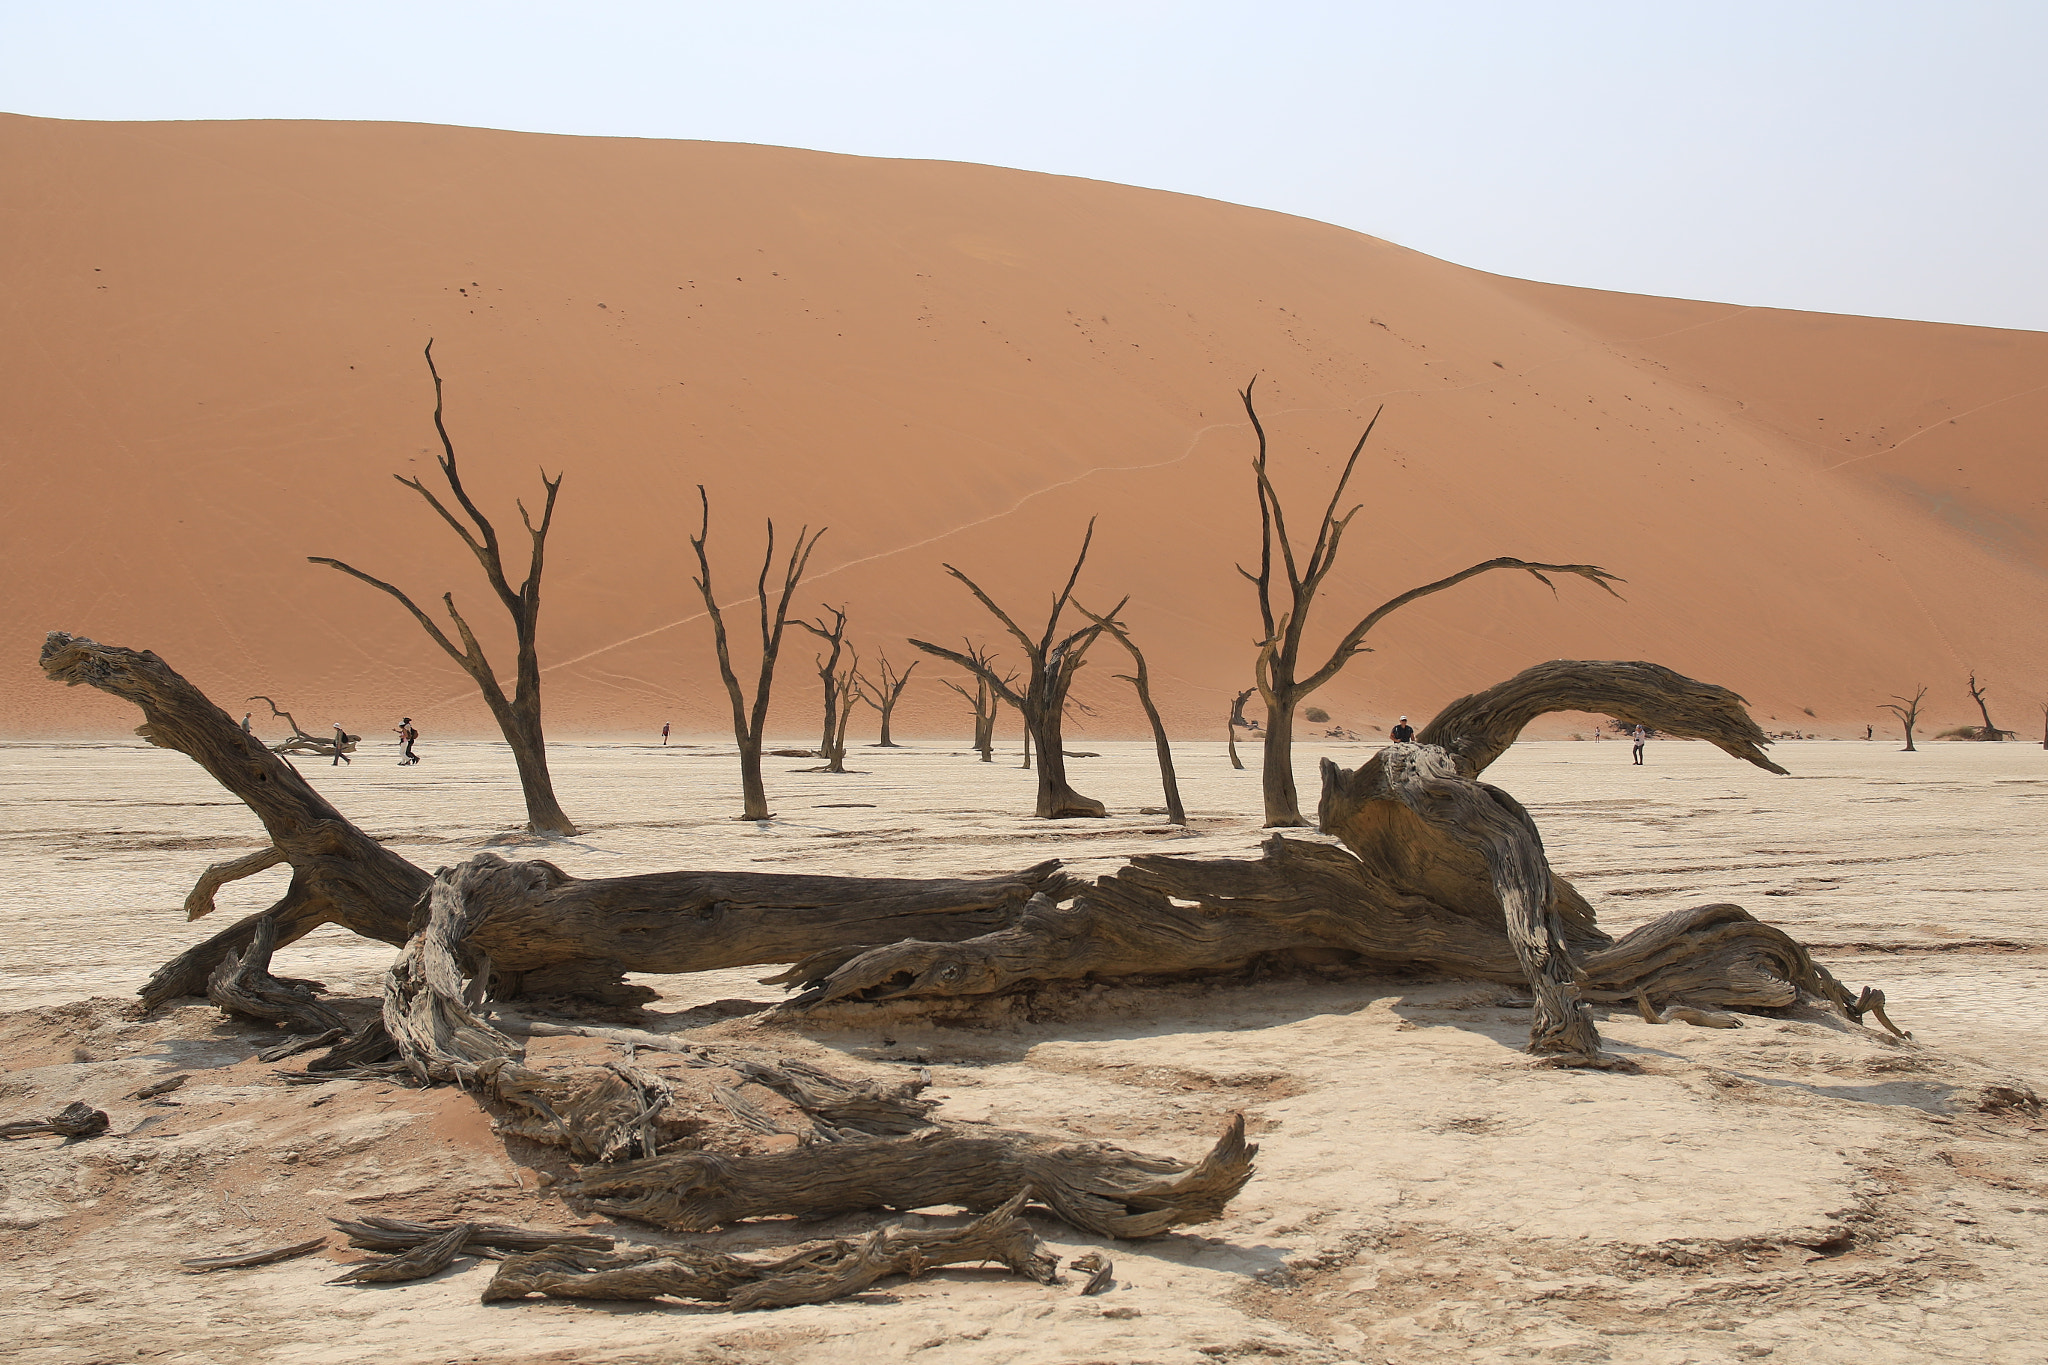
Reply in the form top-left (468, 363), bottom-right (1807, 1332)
top-left (45, 632), bottom-right (1901, 1064)
top-left (1235, 379), bottom-right (1620, 826)
top-left (1966, 672), bottom-right (2012, 740)
top-left (688, 488), bottom-right (825, 820)
top-left (795, 605), bottom-right (851, 759)
top-left (857, 652), bottom-right (919, 747)
top-left (1078, 604), bottom-right (1185, 825)
top-left (244, 696), bottom-right (356, 759)
top-left (1227, 687), bottom-right (1256, 771)
top-left (805, 648), bottom-right (860, 774)
top-left (1881, 686), bottom-right (1927, 752)
top-left (910, 522), bottom-right (1118, 818)
top-left (937, 643), bottom-right (1009, 762)
top-left (2040, 699), bottom-right (2047, 750)
top-left (309, 341), bottom-right (576, 835)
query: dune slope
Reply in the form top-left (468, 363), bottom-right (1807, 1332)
top-left (4, 115), bottom-right (2043, 743)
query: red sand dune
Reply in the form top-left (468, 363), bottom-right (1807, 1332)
top-left (5, 115), bottom-right (2044, 744)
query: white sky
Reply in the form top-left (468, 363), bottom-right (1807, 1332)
top-left (5, 1), bottom-right (2044, 331)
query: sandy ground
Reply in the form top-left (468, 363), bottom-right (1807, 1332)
top-left (2, 735), bottom-right (2045, 1364)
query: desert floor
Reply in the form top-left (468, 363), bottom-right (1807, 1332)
top-left (2, 735), bottom-right (2044, 1364)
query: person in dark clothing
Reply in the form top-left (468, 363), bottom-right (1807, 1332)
top-left (661, 722), bottom-right (670, 746)
top-left (395, 717), bottom-right (418, 765)
top-left (331, 722), bottom-right (352, 765)
top-left (1389, 715), bottom-right (1415, 743)
top-left (1631, 724), bottom-right (1648, 764)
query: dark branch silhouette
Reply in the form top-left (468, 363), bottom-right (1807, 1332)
top-left (911, 522), bottom-right (1114, 817)
top-left (689, 488), bottom-right (825, 819)
top-left (1235, 377), bottom-right (1622, 825)
top-left (309, 340), bottom-right (574, 834)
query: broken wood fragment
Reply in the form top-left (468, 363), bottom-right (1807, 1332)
top-left (1070, 1250), bottom-right (1115, 1294)
top-left (329, 1222), bottom-right (475, 1284)
top-left (207, 914), bottom-right (349, 1035)
top-left (481, 1192), bottom-right (1058, 1310)
top-left (569, 1114), bottom-right (1254, 1239)
top-left (0, 1100), bottom-right (110, 1140)
top-left (130, 1073), bottom-right (190, 1100)
top-left (180, 1237), bottom-right (328, 1273)
top-left (331, 1215), bottom-right (612, 1255)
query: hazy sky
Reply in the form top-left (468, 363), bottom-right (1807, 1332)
top-left (6, 1), bottom-right (2044, 331)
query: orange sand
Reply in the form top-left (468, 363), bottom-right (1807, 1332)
top-left (5, 115), bottom-right (2043, 742)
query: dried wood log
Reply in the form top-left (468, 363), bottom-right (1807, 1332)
top-left (43, 632), bottom-right (1065, 1005)
top-left (0, 1100), bottom-right (110, 1140)
top-left (45, 633), bottom-right (1885, 1050)
top-left (384, 857), bottom-right (523, 1084)
top-left (569, 1114), bottom-right (1253, 1239)
top-left (207, 914), bottom-right (349, 1035)
top-left (482, 1192), bottom-right (1058, 1310)
top-left (329, 1222), bottom-right (475, 1284)
top-left (1070, 1250), bottom-right (1115, 1294)
top-left (331, 1215), bottom-right (612, 1255)
top-left (180, 1237), bottom-right (328, 1273)
top-left (130, 1074), bottom-right (190, 1100)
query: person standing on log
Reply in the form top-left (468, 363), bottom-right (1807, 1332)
top-left (1389, 715), bottom-right (1415, 743)
top-left (1631, 724), bottom-right (1648, 764)
top-left (241, 711), bottom-right (254, 736)
top-left (331, 722), bottom-right (352, 766)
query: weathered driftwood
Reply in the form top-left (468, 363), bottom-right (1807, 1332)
top-left (786, 660), bottom-right (1862, 1062)
top-left (180, 1237), bottom-right (329, 1273)
top-left (207, 914), bottom-right (349, 1035)
top-left (375, 865), bottom-right (1256, 1242)
top-left (333, 1215), bottom-right (612, 1255)
top-left (330, 1222), bottom-right (475, 1284)
top-left (46, 632), bottom-right (1885, 1062)
top-left (1071, 1250), bottom-right (1115, 1295)
top-left (568, 1116), bottom-right (1254, 1239)
top-left (482, 1192), bottom-right (1058, 1311)
top-left (40, 633), bottom-right (1063, 1006)
top-left (0, 1100), bottom-right (110, 1140)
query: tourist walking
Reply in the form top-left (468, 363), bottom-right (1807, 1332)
top-left (331, 722), bottom-right (352, 765)
top-left (1631, 724), bottom-right (1648, 765)
top-left (395, 717), bottom-right (419, 765)
top-left (241, 712), bottom-right (254, 736)
top-left (1389, 715), bottom-right (1415, 743)
top-left (661, 722), bottom-right (670, 746)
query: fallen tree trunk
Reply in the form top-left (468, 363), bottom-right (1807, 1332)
top-left (46, 633), bottom-right (1879, 1060)
top-left (482, 1193), bottom-right (1058, 1310)
top-left (40, 633), bottom-right (1062, 1006)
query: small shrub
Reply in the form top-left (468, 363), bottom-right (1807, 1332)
top-left (1303, 706), bottom-right (1330, 724)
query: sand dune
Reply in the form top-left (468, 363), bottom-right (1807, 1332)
top-left (5, 114), bottom-right (2044, 743)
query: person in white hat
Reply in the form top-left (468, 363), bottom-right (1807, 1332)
top-left (1390, 715), bottom-right (1415, 743)
top-left (330, 722), bottom-right (352, 766)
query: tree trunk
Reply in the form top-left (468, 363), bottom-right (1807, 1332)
top-left (1025, 701), bottom-right (1103, 818)
top-left (506, 695), bottom-right (575, 835)
top-left (47, 633), bottom-right (1886, 1059)
top-left (1260, 699), bottom-right (1305, 827)
top-left (737, 736), bottom-right (772, 819)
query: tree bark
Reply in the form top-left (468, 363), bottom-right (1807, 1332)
top-left (46, 632), bottom-right (1879, 1057)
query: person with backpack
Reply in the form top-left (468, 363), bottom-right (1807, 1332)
top-left (394, 717), bottom-right (420, 765)
top-left (330, 722), bottom-right (352, 765)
